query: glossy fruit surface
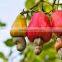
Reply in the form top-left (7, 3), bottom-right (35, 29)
top-left (26, 11), bottom-right (52, 42)
top-left (51, 10), bottom-right (62, 37)
top-left (10, 14), bottom-right (27, 37)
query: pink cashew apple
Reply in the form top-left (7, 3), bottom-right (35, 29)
top-left (26, 11), bottom-right (52, 55)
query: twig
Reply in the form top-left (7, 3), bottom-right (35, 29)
top-left (57, 0), bottom-right (60, 9)
top-left (20, 1), bottom-right (41, 15)
top-left (52, 0), bottom-right (56, 7)
top-left (44, 0), bottom-right (62, 5)
top-left (20, 0), bottom-right (62, 15)
top-left (55, 3), bottom-right (62, 5)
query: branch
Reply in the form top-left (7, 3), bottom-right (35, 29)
top-left (57, 0), bottom-right (60, 9)
top-left (20, 1), bottom-right (62, 15)
top-left (44, 1), bottom-right (62, 5)
top-left (52, 0), bottom-right (56, 7)
top-left (20, 1), bottom-right (41, 15)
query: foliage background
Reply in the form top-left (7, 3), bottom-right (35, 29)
top-left (0, 0), bottom-right (62, 62)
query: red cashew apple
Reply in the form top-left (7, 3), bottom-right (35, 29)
top-left (26, 11), bottom-right (52, 55)
top-left (51, 10), bottom-right (62, 59)
top-left (51, 10), bottom-right (62, 37)
top-left (51, 10), bottom-right (62, 49)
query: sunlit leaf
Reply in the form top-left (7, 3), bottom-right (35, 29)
top-left (25, 0), bottom-right (35, 10)
top-left (43, 3), bottom-right (52, 12)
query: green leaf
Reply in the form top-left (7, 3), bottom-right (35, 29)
top-left (39, 48), bottom-right (57, 62)
top-left (0, 52), bottom-right (8, 62)
top-left (43, 39), bottom-right (56, 50)
top-left (25, 0), bottom-right (35, 10)
top-left (4, 38), bottom-right (14, 47)
top-left (0, 52), bottom-right (5, 58)
top-left (43, 3), bottom-right (52, 12)
top-left (23, 43), bottom-right (57, 62)
top-left (0, 21), bottom-right (6, 27)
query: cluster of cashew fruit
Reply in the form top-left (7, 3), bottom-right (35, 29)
top-left (10, 10), bottom-right (62, 57)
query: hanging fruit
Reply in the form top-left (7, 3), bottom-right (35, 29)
top-left (10, 14), bottom-right (27, 37)
top-left (10, 14), bottom-right (27, 52)
top-left (51, 10), bottom-right (62, 37)
top-left (51, 10), bottom-right (62, 49)
top-left (26, 11), bottom-right (52, 55)
top-left (51, 10), bottom-right (62, 59)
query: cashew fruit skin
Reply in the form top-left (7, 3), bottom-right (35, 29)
top-left (26, 11), bottom-right (52, 42)
top-left (51, 10), bottom-right (62, 37)
top-left (10, 14), bottom-right (27, 37)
